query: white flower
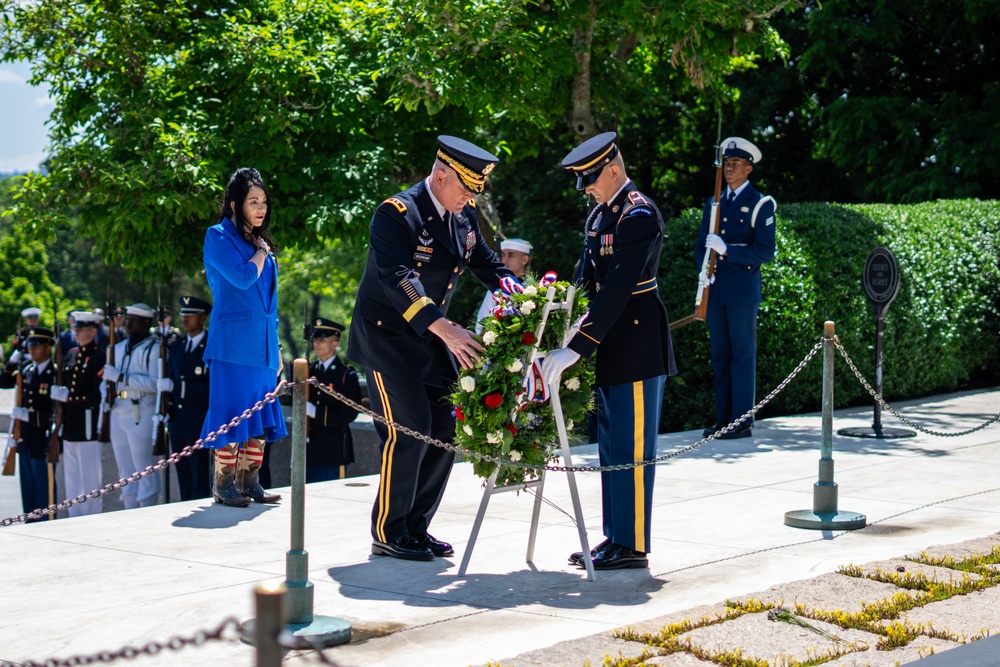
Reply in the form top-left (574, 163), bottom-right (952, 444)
top-left (486, 430), bottom-right (503, 445)
top-left (567, 420), bottom-right (574, 431)
top-left (564, 376), bottom-right (581, 391)
top-left (460, 376), bottom-right (476, 392)
top-left (509, 450), bottom-right (522, 462)
top-left (519, 300), bottom-right (536, 315)
top-left (510, 409), bottom-right (519, 422)
top-left (463, 424), bottom-right (474, 436)
top-left (523, 285), bottom-right (538, 297)
top-left (482, 331), bottom-right (498, 346)
top-left (506, 359), bottom-right (523, 373)
top-left (525, 413), bottom-right (537, 422)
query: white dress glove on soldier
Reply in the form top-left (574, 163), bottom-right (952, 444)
top-left (306, 402), bottom-right (317, 419)
top-left (540, 347), bottom-right (581, 390)
top-left (705, 233), bottom-right (727, 255)
top-left (9, 350), bottom-right (22, 365)
top-left (50, 385), bottom-right (70, 402)
top-left (156, 378), bottom-right (174, 393)
top-left (103, 365), bottom-right (121, 383)
top-left (698, 267), bottom-right (716, 288)
top-left (11, 406), bottom-right (29, 422)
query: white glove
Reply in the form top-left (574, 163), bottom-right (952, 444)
top-left (706, 233), bottom-right (727, 255)
top-left (11, 406), bottom-right (29, 422)
top-left (306, 402), bottom-right (317, 419)
top-left (9, 350), bottom-right (22, 364)
top-left (698, 267), bottom-right (716, 288)
top-left (103, 365), bottom-right (121, 382)
top-left (50, 385), bottom-right (70, 403)
top-left (540, 347), bottom-right (581, 390)
top-left (156, 377), bottom-right (174, 393)
top-left (100, 401), bottom-right (110, 414)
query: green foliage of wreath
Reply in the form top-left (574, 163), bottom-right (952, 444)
top-left (451, 278), bottom-right (595, 487)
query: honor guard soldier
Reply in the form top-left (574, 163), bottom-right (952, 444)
top-left (306, 318), bottom-right (362, 483)
top-left (542, 132), bottom-right (677, 570)
top-left (1, 326), bottom-right (57, 521)
top-left (695, 137), bottom-right (776, 440)
top-left (9, 306), bottom-right (42, 357)
top-left (103, 302), bottom-right (162, 508)
top-left (162, 296), bottom-right (213, 501)
top-left (348, 135), bottom-right (517, 561)
top-left (50, 312), bottom-right (106, 517)
top-left (474, 238), bottom-right (533, 333)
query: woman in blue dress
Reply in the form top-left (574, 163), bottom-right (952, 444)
top-left (201, 167), bottom-right (287, 506)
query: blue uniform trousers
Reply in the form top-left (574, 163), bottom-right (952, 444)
top-left (19, 454), bottom-right (54, 522)
top-left (168, 426), bottom-right (212, 501)
top-left (707, 302), bottom-right (759, 427)
top-left (366, 370), bottom-right (455, 543)
top-left (307, 465), bottom-right (346, 483)
top-left (597, 374), bottom-right (665, 553)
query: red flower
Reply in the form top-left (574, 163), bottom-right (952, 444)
top-left (484, 393), bottom-right (503, 409)
top-left (505, 424), bottom-right (517, 435)
top-left (455, 406), bottom-right (465, 421)
top-left (521, 332), bottom-right (536, 345)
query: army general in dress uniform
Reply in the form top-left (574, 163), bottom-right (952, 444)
top-left (348, 136), bottom-right (517, 562)
top-left (163, 296), bottom-right (213, 501)
top-left (306, 318), bottom-right (361, 483)
top-left (542, 132), bottom-right (676, 570)
top-left (695, 137), bottom-right (776, 440)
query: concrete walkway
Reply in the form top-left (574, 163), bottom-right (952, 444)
top-left (1, 387), bottom-right (998, 667)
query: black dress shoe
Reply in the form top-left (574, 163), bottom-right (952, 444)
top-left (569, 537), bottom-right (611, 565)
top-left (372, 536), bottom-right (434, 561)
top-left (417, 534), bottom-right (454, 557)
top-left (589, 543), bottom-right (648, 570)
top-left (717, 424), bottom-right (753, 439)
top-left (702, 423), bottom-right (725, 438)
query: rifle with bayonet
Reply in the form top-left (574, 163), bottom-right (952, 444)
top-left (48, 304), bottom-right (63, 465)
top-left (98, 296), bottom-right (116, 443)
top-left (152, 300), bottom-right (170, 457)
top-left (669, 110), bottom-right (725, 331)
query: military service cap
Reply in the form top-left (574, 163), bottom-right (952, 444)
top-left (20, 307), bottom-right (42, 318)
top-left (312, 317), bottom-right (345, 338)
top-left (71, 311), bottom-right (102, 327)
top-left (178, 296), bottom-right (212, 315)
top-left (24, 327), bottom-right (55, 344)
top-left (501, 238), bottom-right (533, 255)
top-left (125, 302), bottom-right (155, 318)
top-left (720, 136), bottom-right (762, 164)
top-left (561, 132), bottom-right (619, 191)
top-left (436, 135), bottom-right (499, 194)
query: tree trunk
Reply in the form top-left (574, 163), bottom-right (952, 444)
top-left (570, 0), bottom-right (599, 138)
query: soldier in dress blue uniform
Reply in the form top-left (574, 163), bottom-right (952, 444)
top-left (695, 137), bottom-right (776, 440)
top-left (8, 306), bottom-right (42, 357)
top-left (306, 318), bottom-right (362, 483)
top-left (1, 326), bottom-right (57, 521)
top-left (50, 311), bottom-right (106, 517)
top-left (542, 132), bottom-right (677, 570)
top-left (347, 135), bottom-right (517, 562)
top-left (162, 296), bottom-right (213, 501)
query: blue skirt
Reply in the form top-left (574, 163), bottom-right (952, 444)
top-left (199, 360), bottom-right (289, 449)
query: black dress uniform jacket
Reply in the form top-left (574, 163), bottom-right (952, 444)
top-left (61, 342), bottom-right (105, 442)
top-left (568, 182), bottom-right (677, 387)
top-left (347, 180), bottom-right (514, 387)
top-left (1, 359), bottom-right (55, 457)
top-left (166, 333), bottom-right (210, 445)
top-left (308, 356), bottom-right (362, 468)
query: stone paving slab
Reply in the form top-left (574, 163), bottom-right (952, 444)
top-left (677, 611), bottom-right (879, 665)
top-left (886, 586), bottom-right (1000, 641)
top-left (642, 653), bottom-right (717, 667)
top-left (906, 534), bottom-right (1000, 562)
top-left (825, 637), bottom-right (960, 667)
top-left (482, 633), bottom-right (653, 667)
top-left (852, 558), bottom-right (984, 583)
top-left (729, 572), bottom-right (917, 614)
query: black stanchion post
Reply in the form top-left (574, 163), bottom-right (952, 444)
top-left (785, 321), bottom-right (867, 530)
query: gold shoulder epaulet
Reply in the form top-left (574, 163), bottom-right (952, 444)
top-left (467, 198), bottom-right (477, 208)
top-left (383, 198), bottom-right (407, 214)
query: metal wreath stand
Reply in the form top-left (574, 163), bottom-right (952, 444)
top-left (458, 285), bottom-right (597, 581)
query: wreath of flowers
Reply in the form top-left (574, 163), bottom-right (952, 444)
top-left (451, 276), bottom-right (595, 487)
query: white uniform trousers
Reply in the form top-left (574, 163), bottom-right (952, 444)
top-left (62, 440), bottom-right (104, 517)
top-left (110, 404), bottom-right (160, 508)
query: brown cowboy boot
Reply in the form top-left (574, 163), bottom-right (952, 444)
top-left (213, 444), bottom-right (250, 507)
top-left (238, 438), bottom-right (281, 503)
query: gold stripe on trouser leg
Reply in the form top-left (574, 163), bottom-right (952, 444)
top-left (372, 371), bottom-right (397, 543)
top-left (47, 463), bottom-right (55, 520)
top-left (633, 381), bottom-right (645, 553)
top-left (339, 465), bottom-right (345, 479)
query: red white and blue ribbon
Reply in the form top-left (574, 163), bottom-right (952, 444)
top-left (524, 358), bottom-right (550, 403)
top-left (539, 271), bottom-right (558, 287)
top-left (499, 276), bottom-right (524, 295)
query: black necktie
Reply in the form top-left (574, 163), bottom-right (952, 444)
top-left (727, 191), bottom-right (735, 206)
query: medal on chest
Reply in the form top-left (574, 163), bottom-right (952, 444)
top-left (415, 228), bottom-right (435, 263)
top-left (600, 233), bottom-right (615, 256)
top-left (464, 230), bottom-right (476, 262)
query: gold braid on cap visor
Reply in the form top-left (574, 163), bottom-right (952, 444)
top-left (436, 149), bottom-right (489, 193)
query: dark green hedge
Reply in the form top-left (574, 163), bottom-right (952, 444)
top-left (657, 199), bottom-right (1000, 433)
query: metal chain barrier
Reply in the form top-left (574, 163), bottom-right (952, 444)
top-left (309, 338), bottom-right (825, 474)
top-left (0, 381), bottom-right (292, 527)
top-left (833, 337), bottom-right (1000, 437)
top-left (0, 617), bottom-right (241, 667)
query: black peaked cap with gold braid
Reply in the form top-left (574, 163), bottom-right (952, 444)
top-left (561, 131), bottom-right (619, 191)
top-left (436, 135), bottom-right (499, 194)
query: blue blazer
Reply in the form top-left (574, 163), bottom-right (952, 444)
top-left (202, 217), bottom-right (280, 371)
